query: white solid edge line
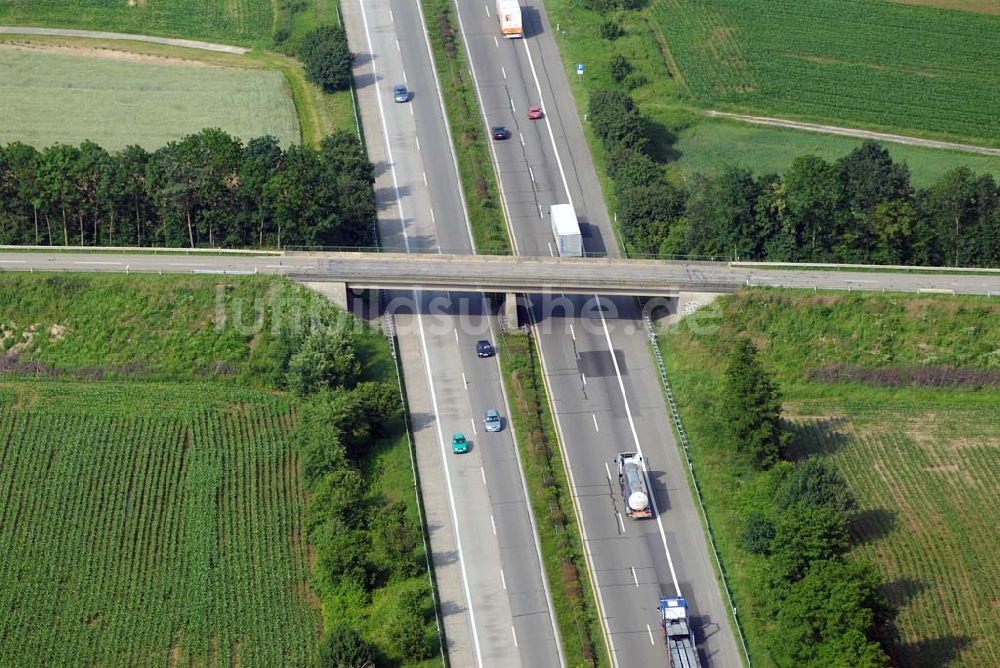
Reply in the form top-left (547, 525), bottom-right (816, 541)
top-left (411, 0), bottom-right (477, 249)
top-left (413, 291), bottom-right (486, 666)
top-left (533, 321), bottom-right (621, 668)
top-left (485, 299), bottom-right (567, 668)
top-left (449, 0), bottom-right (520, 254)
top-left (595, 294), bottom-right (681, 594)
top-left (358, 0), bottom-right (483, 660)
top-left (520, 38), bottom-right (574, 208)
top-left (357, 0), bottom-right (410, 252)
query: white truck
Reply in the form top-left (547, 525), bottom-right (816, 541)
top-left (550, 203), bottom-right (583, 257)
top-left (496, 0), bottom-right (523, 38)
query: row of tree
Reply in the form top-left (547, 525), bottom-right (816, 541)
top-left (724, 340), bottom-right (894, 666)
top-left (263, 298), bottom-right (435, 665)
top-left (589, 89), bottom-right (1000, 267)
top-left (0, 128), bottom-right (376, 249)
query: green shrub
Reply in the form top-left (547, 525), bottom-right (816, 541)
top-left (776, 458), bottom-right (856, 514)
top-left (609, 54), bottom-right (631, 82)
top-left (741, 512), bottom-right (776, 555)
top-left (599, 20), bottom-right (624, 40)
top-left (587, 89), bottom-right (647, 153)
top-left (318, 624), bottom-right (374, 668)
top-left (299, 25), bottom-right (354, 93)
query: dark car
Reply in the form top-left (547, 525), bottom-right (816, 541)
top-left (527, 106), bottom-right (543, 120)
top-left (476, 340), bottom-right (495, 357)
top-left (491, 125), bottom-right (510, 140)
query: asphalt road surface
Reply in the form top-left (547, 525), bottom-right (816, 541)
top-left (442, 1), bottom-right (743, 664)
top-left (340, 0), bottom-right (562, 664)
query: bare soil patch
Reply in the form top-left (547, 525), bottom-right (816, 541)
top-left (0, 40), bottom-right (222, 67)
top-left (891, 0), bottom-right (1000, 15)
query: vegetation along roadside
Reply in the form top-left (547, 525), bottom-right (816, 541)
top-left (660, 290), bottom-right (1000, 666)
top-left (497, 329), bottom-right (609, 667)
top-left (419, 0), bottom-right (512, 253)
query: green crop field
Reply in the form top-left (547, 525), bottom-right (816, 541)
top-left (0, 273), bottom-right (436, 665)
top-left (661, 291), bottom-right (1000, 666)
top-left (0, 0), bottom-right (272, 45)
top-left (0, 383), bottom-right (316, 665)
top-left (651, 0), bottom-right (1000, 146)
top-left (0, 44), bottom-right (300, 150)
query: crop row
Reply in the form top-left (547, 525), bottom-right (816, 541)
top-left (0, 388), bottom-right (316, 665)
top-left (801, 408), bottom-right (1000, 667)
top-left (651, 0), bottom-right (1000, 143)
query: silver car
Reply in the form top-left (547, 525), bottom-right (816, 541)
top-left (484, 408), bottom-right (503, 432)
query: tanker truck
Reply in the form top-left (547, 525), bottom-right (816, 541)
top-left (617, 452), bottom-right (653, 519)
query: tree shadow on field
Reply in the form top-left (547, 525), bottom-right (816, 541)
top-left (895, 635), bottom-right (970, 668)
top-left (850, 507), bottom-right (896, 545)
top-left (782, 416), bottom-right (851, 460)
top-left (644, 117), bottom-right (682, 164)
top-left (880, 577), bottom-right (924, 608)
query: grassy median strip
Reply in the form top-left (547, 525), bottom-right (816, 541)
top-left (418, 0), bottom-right (511, 253)
top-left (498, 330), bottom-right (610, 667)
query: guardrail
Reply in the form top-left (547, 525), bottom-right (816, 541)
top-left (640, 303), bottom-right (753, 668)
top-left (731, 260), bottom-right (1000, 274)
top-left (0, 244), bottom-right (281, 256)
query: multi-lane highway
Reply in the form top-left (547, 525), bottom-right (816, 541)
top-left (444, 2), bottom-right (743, 664)
top-left (340, 0), bottom-right (562, 664)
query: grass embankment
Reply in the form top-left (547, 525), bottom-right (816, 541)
top-left (417, 0), bottom-right (511, 253)
top-left (497, 332), bottom-right (608, 667)
top-left (660, 290), bottom-right (1000, 667)
top-left (0, 274), bottom-right (438, 665)
top-left (536, 0), bottom-right (1000, 192)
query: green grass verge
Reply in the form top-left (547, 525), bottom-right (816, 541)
top-left (497, 330), bottom-right (609, 667)
top-left (671, 118), bottom-right (1000, 188)
top-left (417, 0), bottom-right (511, 253)
top-left (658, 290), bottom-right (1000, 666)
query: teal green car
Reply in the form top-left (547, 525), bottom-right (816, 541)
top-left (451, 433), bottom-right (469, 454)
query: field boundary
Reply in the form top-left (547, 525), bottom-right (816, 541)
top-left (641, 305), bottom-right (752, 667)
top-left (0, 26), bottom-right (248, 53)
top-left (706, 111), bottom-right (1000, 157)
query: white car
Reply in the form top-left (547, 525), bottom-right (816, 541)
top-left (484, 409), bottom-right (503, 432)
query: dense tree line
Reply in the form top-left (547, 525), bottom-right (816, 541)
top-left (0, 128), bottom-right (375, 249)
top-left (589, 90), bottom-right (1000, 267)
top-left (724, 341), bottom-right (894, 666)
top-left (260, 298), bottom-right (434, 665)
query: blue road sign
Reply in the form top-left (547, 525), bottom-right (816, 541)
top-left (576, 63), bottom-right (584, 76)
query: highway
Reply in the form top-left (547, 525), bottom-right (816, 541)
top-left (444, 0), bottom-right (743, 664)
top-left (340, 0), bottom-right (562, 664)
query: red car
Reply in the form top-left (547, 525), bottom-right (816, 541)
top-left (527, 106), bottom-right (543, 120)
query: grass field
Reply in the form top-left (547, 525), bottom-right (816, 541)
top-left (0, 42), bottom-right (300, 150)
top-left (0, 0), bottom-right (272, 45)
top-left (0, 382), bottom-right (316, 665)
top-left (660, 291), bottom-right (1000, 666)
top-left (671, 119), bottom-right (1000, 188)
top-left (650, 0), bottom-right (1000, 146)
